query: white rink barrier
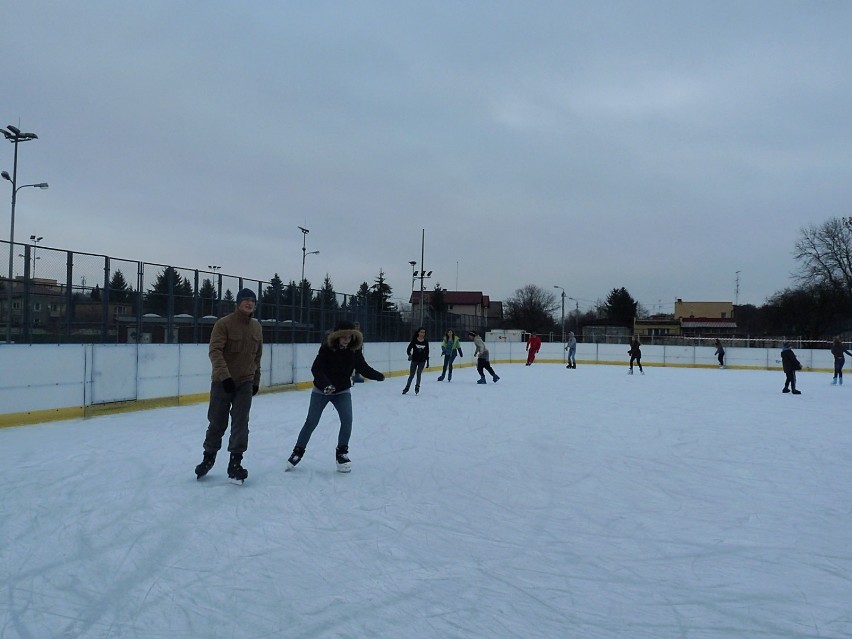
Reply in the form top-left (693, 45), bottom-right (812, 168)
top-left (0, 341), bottom-right (832, 427)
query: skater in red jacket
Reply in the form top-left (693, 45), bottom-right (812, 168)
top-left (526, 333), bottom-right (542, 366)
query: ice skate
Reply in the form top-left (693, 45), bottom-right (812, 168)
top-left (336, 445), bottom-right (351, 473)
top-left (492, 375), bottom-right (500, 383)
top-left (286, 446), bottom-right (305, 471)
top-left (415, 385), bottom-right (420, 395)
top-left (782, 387), bottom-right (790, 393)
top-left (195, 451), bottom-right (216, 479)
top-left (227, 452), bottom-right (248, 484)
top-left (437, 375), bottom-right (445, 381)
top-left (477, 376), bottom-right (487, 384)
top-left (791, 389), bottom-right (802, 395)
top-left (832, 378), bottom-right (837, 385)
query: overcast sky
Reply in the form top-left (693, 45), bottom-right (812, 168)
top-left (3, 1), bottom-right (851, 313)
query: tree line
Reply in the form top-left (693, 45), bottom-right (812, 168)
top-left (501, 216), bottom-right (852, 339)
top-left (80, 216), bottom-right (852, 339)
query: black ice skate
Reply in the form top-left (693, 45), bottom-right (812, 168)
top-left (227, 452), bottom-right (248, 484)
top-left (195, 451), bottom-right (216, 479)
top-left (286, 446), bottom-right (305, 471)
top-left (336, 445), bottom-right (351, 473)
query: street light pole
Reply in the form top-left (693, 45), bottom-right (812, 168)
top-left (2, 124), bottom-right (46, 343)
top-left (297, 226), bottom-right (318, 324)
top-left (554, 286), bottom-right (566, 344)
top-left (416, 229), bottom-right (433, 328)
top-left (568, 297), bottom-right (580, 334)
top-left (30, 235), bottom-right (43, 278)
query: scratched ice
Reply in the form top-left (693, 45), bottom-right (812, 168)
top-left (1, 365), bottom-right (850, 638)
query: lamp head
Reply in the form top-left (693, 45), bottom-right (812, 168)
top-left (36, 183), bottom-right (48, 189)
top-left (1, 170), bottom-right (10, 182)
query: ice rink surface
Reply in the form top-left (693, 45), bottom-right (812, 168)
top-left (2, 363), bottom-right (851, 639)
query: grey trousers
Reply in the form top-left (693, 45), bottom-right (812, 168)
top-left (203, 380), bottom-right (254, 455)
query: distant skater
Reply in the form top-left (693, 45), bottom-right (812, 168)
top-left (714, 339), bottom-right (725, 368)
top-left (286, 321), bottom-right (385, 473)
top-left (830, 336), bottom-right (851, 385)
top-left (565, 331), bottom-right (577, 369)
top-left (628, 336), bottom-right (643, 375)
top-left (525, 333), bottom-right (542, 365)
top-left (781, 341), bottom-right (802, 395)
top-left (403, 327), bottom-right (429, 395)
top-left (437, 329), bottom-right (463, 381)
top-left (468, 331), bottom-right (499, 384)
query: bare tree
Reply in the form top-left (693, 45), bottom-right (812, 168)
top-left (504, 284), bottom-right (559, 333)
top-left (794, 218), bottom-right (852, 293)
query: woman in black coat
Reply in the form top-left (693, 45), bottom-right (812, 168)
top-left (286, 321), bottom-right (385, 472)
top-left (403, 327), bottom-right (429, 395)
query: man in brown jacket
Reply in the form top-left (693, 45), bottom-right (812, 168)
top-left (195, 287), bottom-right (263, 483)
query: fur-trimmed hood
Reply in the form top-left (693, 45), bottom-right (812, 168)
top-left (325, 327), bottom-right (364, 351)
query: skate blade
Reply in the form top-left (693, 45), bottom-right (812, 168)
top-left (285, 462), bottom-right (297, 472)
top-left (228, 477), bottom-right (246, 485)
top-left (336, 463), bottom-right (351, 473)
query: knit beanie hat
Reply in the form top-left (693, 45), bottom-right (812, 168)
top-left (236, 288), bottom-right (257, 304)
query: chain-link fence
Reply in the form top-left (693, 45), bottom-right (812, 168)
top-left (0, 240), bottom-right (488, 345)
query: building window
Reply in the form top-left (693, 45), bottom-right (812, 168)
top-left (33, 303), bottom-right (41, 311)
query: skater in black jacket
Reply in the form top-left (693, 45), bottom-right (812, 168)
top-left (830, 336), bottom-right (851, 385)
top-left (403, 327), bottom-right (429, 394)
top-left (286, 321), bottom-right (384, 472)
top-left (781, 342), bottom-right (802, 395)
top-left (628, 336), bottom-right (643, 374)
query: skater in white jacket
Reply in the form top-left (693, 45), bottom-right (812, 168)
top-left (468, 331), bottom-right (499, 384)
top-left (565, 331), bottom-right (577, 369)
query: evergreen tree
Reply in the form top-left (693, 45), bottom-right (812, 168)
top-left (174, 276), bottom-right (194, 314)
top-left (369, 269), bottom-right (396, 312)
top-left (314, 274), bottom-right (339, 311)
top-left (353, 282), bottom-right (371, 310)
top-left (199, 278), bottom-right (217, 316)
top-left (429, 283), bottom-right (448, 314)
top-left (602, 287), bottom-right (638, 325)
top-left (90, 284), bottom-right (101, 302)
top-left (261, 274), bottom-right (287, 319)
top-left (221, 288), bottom-right (235, 314)
top-left (109, 270), bottom-right (130, 303)
top-left (145, 267), bottom-right (183, 315)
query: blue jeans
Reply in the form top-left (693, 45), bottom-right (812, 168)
top-left (441, 354), bottom-right (456, 378)
top-left (296, 388), bottom-right (353, 449)
top-left (404, 360), bottom-right (426, 390)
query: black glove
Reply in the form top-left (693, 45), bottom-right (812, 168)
top-left (222, 378), bottom-right (236, 393)
top-left (252, 384), bottom-right (259, 396)
top-left (458, 349), bottom-right (463, 357)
